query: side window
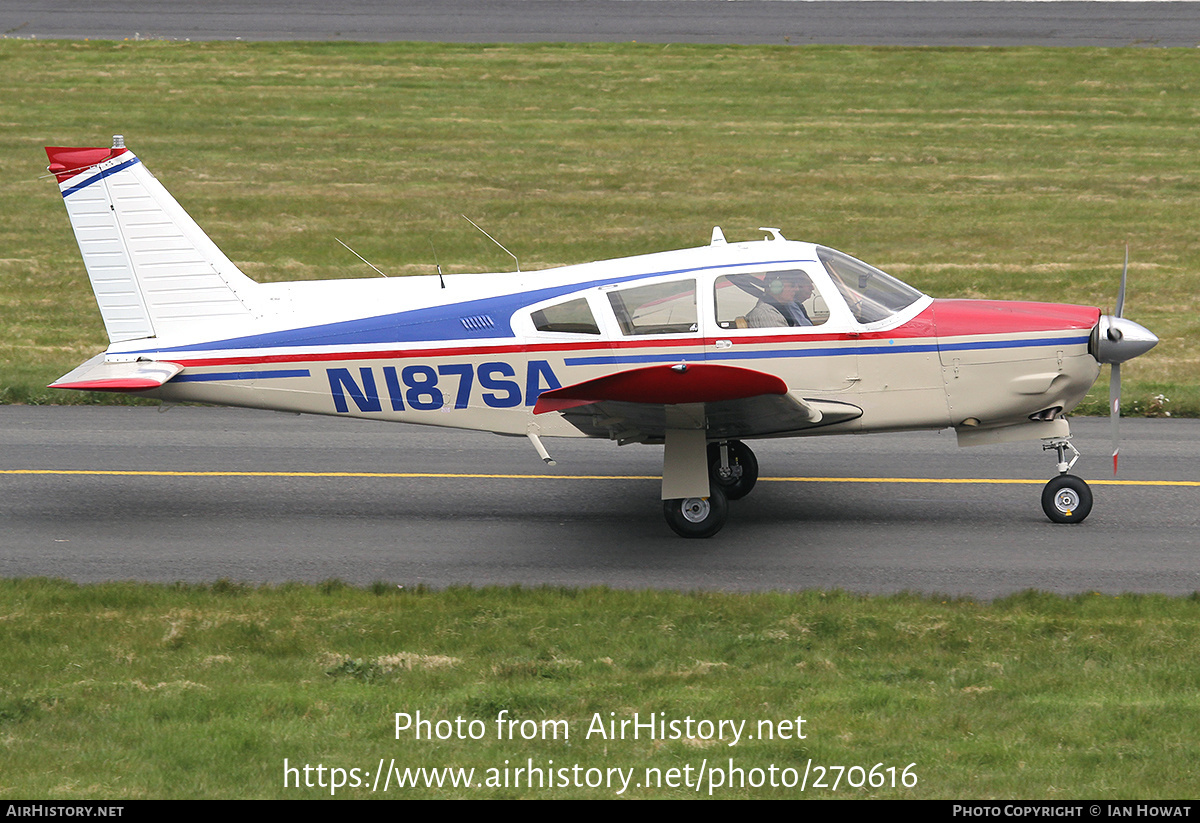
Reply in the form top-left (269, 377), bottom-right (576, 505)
top-left (531, 297), bottom-right (600, 335)
top-left (714, 271), bottom-right (828, 330)
top-left (607, 280), bottom-right (697, 336)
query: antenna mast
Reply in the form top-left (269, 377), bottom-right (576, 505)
top-left (429, 239), bottom-right (446, 289)
top-left (335, 238), bottom-right (389, 278)
top-left (462, 215), bottom-right (520, 273)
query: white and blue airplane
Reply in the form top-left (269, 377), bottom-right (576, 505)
top-left (45, 137), bottom-right (1158, 537)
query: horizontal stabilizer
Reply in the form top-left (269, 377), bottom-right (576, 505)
top-left (50, 354), bottom-right (182, 392)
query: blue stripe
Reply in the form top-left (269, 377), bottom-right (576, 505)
top-left (563, 334), bottom-right (1089, 367)
top-left (61, 157), bottom-right (142, 198)
top-left (938, 335), bottom-right (1089, 352)
top-left (565, 352), bottom-right (710, 367)
top-left (174, 369), bottom-right (311, 383)
top-left (138, 258), bottom-right (817, 355)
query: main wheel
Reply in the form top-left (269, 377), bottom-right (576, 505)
top-left (1041, 475), bottom-right (1093, 524)
top-left (663, 486), bottom-right (729, 538)
top-left (707, 440), bottom-right (759, 501)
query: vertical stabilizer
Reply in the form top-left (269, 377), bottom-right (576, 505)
top-left (47, 137), bottom-right (260, 343)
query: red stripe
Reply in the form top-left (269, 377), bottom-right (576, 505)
top-left (167, 334), bottom-right (864, 369)
top-left (162, 323), bottom-right (915, 368)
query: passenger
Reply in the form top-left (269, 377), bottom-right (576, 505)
top-left (746, 272), bottom-right (816, 328)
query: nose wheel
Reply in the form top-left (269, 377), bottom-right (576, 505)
top-left (1040, 437), bottom-right (1092, 523)
top-left (1041, 475), bottom-right (1093, 524)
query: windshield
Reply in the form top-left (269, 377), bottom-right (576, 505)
top-left (817, 246), bottom-right (924, 324)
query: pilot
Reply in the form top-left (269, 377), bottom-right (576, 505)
top-left (746, 271), bottom-right (816, 328)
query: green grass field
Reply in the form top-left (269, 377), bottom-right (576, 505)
top-left (1, 41), bottom-right (1196, 412)
top-left (2, 579), bottom-right (1199, 799)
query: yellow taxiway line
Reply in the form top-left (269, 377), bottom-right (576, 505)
top-left (1, 469), bottom-right (1196, 487)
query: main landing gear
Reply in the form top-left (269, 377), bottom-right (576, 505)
top-left (708, 440), bottom-right (759, 501)
top-left (662, 439), bottom-right (759, 538)
top-left (663, 488), bottom-right (729, 539)
top-left (1040, 437), bottom-right (1093, 524)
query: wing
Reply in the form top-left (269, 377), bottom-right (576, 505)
top-left (50, 353), bottom-right (182, 392)
top-left (533, 363), bottom-right (861, 443)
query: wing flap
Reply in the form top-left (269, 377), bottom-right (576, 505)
top-left (535, 363), bottom-right (861, 442)
top-left (50, 354), bottom-right (183, 392)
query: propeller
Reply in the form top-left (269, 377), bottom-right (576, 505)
top-left (1110, 246), bottom-right (1127, 474)
top-left (1091, 245), bottom-right (1158, 474)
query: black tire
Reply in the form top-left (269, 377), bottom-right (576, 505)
top-left (707, 440), bottom-right (759, 501)
top-left (663, 486), bottom-right (729, 538)
top-left (1041, 475), bottom-right (1093, 524)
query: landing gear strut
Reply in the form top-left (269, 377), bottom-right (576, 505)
top-left (1040, 437), bottom-right (1092, 524)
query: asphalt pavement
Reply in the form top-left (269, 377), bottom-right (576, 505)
top-left (2, 406), bottom-right (1195, 597)
top-left (5, 1), bottom-right (1200, 47)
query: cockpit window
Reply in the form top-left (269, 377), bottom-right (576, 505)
top-left (532, 297), bottom-right (600, 335)
top-left (715, 270), bottom-right (829, 330)
top-left (607, 279), bottom-right (697, 335)
top-left (817, 246), bottom-right (923, 324)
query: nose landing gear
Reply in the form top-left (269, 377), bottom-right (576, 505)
top-left (1040, 437), bottom-right (1093, 523)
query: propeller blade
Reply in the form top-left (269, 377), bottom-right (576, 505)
top-left (1115, 244), bottom-right (1128, 319)
top-left (1111, 247), bottom-right (1129, 475)
top-left (1110, 361), bottom-right (1121, 475)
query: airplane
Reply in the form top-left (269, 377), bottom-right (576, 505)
top-left (44, 136), bottom-right (1159, 538)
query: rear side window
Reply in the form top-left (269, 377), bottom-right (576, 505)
top-left (531, 297), bottom-right (600, 335)
top-left (606, 280), bottom-right (697, 336)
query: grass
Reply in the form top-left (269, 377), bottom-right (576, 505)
top-left (1, 579), bottom-right (1199, 799)
top-left (1, 41), bottom-right (1197, 412)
